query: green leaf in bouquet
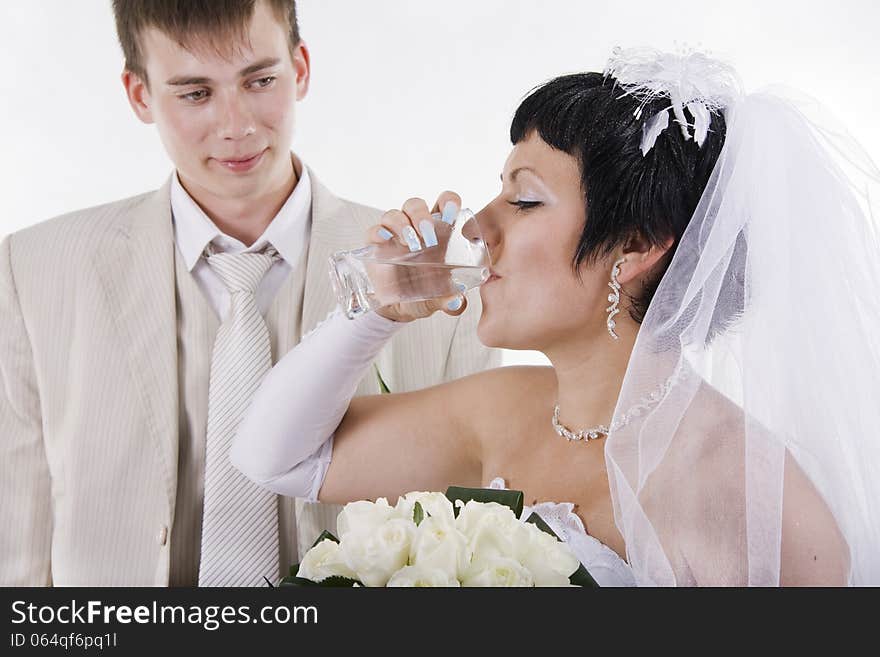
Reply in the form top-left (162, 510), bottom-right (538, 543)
top-left (445, 485), bottom-right (524, 519)
top-left (375, 364), bottom-right (391, 394)
top-left (278, 575), bottom-right (322, 587)
top-left (567, 565), bottom-right (600, 588)
top-left (525, 511), bottom-right (600, 588)
top-left (413, 501), bottom-right (425, 526)
top-left (310, 529), bottom-right (340, 548)
top-left (278, 575), bottom-right (362, 587)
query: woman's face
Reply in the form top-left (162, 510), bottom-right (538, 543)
top-left (476, 131), bottom-right (611, 351)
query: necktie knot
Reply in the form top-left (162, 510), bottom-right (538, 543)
top-left (205, 246), bottom-right (279, 295)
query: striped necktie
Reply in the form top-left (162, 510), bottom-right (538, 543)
top-left (198, 246), bottom-right (280, 587)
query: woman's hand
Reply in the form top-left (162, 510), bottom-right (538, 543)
top-left (368, 191), bottom-right (469, 323)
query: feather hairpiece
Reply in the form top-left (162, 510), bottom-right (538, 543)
top-left (604, 46), bottom-right (742, 155)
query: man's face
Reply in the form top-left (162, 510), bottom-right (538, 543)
top-left (123, 1), bottom-right (309, 202)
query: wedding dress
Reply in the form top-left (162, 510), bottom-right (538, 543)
top-left (487, 477), bottom-right (636, 587)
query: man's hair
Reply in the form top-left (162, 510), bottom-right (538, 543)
top-left (112, 0), bottom-right (301, 89)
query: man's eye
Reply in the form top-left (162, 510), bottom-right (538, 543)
top-left (181, 90), bottom-right (208, 102)
top-left (507, 200), bottom-right (542, 212)
top-left (251, 76), bottom-right (276, 88)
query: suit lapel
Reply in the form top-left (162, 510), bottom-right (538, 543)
top-left (94, 176), bottom-right (179, 515)
top-left (300, 169), bottom-right (368, 336)
top-left (300, 169), bottom-right (389, 394)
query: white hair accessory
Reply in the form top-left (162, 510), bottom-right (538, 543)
top-left (604, 46), bottom-right (742, 155)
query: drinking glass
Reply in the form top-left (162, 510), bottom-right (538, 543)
top-left (329, 208), bottom-right (490, 319)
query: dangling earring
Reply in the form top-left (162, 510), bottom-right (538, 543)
top-left (606, 258), bottom-right (625, 340)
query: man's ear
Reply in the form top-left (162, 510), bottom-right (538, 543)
top-left (121, 69), bottom-right (155, 124)
top-left (292, 41), bottom-right (311, 101)
top-left (615, 233), bottom-right (674, 286)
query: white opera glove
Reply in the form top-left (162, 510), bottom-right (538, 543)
top-left (230, 309), bottom-right (404, 500)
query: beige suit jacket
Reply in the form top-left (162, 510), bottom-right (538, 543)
top-left (0, 169), bottom-right (499, 585)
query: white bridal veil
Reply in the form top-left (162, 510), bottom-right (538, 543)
top-left (604, 49), bottom-right (880, 585)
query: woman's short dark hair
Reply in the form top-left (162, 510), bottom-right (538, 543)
top-left (510, 72), bottom-right (727, 324)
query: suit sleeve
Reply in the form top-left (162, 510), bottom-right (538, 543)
top-left (441, 288), bottom-right (502, 382)
top-left (0, 236), bottom-right (53, 585)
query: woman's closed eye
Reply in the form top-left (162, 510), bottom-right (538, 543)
top-left (507, 200), bottom-right (543, 213)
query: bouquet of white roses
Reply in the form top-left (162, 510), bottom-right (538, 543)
top-left (279, 486), bottom-right (598, 587)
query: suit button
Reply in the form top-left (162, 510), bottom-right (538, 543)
top-left (157, 526), bottom-right (168, 546)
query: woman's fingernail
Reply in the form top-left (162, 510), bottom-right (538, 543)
top-left (454, 281), bottom-right (467, 292)
top-left (441, 201), bottom-right (458, 225)
top-left (402, 225), bottom-right (422, 252)
top-left (419, 219), bottom-right (438, 247)
top-left (447, 296), bottom-right (463, 311)
top-left (378, 227), bottom-right (394, 241)
top-left (431, 212), bottom-right (442, 220)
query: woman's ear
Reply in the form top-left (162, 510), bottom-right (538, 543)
top-left (615, 233), bottom-right (674, 286)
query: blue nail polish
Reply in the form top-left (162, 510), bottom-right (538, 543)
top-left (447, 297), bottom-right (463, 311)
top-left (454, 281), bottom-right (467, 292)
top-left (402, 225), bottom-right (422, 252)
top-left (441, 201), bottom-right (458, 225)
top-left (378, 227), bottom-right (393, 241)
top-left (419, 219), bottom-right (438, 247)
top-left (430, 212), bottom-right (442, 220)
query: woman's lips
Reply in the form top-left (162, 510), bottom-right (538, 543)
top-left (215, 148), bottom-right (266, 173)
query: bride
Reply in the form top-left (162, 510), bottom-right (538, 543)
top-left (232, 47), bottom-right (880, 586)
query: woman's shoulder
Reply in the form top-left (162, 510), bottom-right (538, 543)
top-left (670, 380), bottom-right (849, 584)
top-left (676, 379), bottom-right (747, 464)
top-left (442, 365), bottom-right (557, 436)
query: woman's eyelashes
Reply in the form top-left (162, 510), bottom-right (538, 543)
top-left (507, 200), bottom-right (543, 213)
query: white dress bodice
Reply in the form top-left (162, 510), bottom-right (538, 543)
top-left (488, 477), bottom-right (636, 587)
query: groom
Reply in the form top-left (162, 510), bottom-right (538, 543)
top-left (0, 0), bottom-right (498, 586)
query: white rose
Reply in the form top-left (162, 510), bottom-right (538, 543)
top-left (459, 504), bottom-right (522, 565)
top-left (515, 525), bottom-right (581, 587)
top-left (409, 516), bottom-right (470, 578)
top-left (336, 498), bottom-right (395, 539)
top-left (340, 518), bottom-right (415, 587)
top-left (394, 491), bottom-right (456, 526)
top-left (296, 539), bottom-right (358, 583)
top-left (461, 556), bottom-right (534, 587)
top-left (454, 500), bottom-right (519, 539)
top-left (387, 564), bottom-right (461, 587)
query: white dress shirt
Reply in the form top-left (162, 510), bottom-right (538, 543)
top-left (170, 160), bottom-right (312, 320)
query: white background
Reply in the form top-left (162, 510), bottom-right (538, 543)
top-left (2, 0), bottom-right (878, 366)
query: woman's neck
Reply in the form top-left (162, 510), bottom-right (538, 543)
top-left (545, 315), bottom-right (639, 434)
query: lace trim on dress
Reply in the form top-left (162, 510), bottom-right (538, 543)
top-left (487, 476), bottom-right (636, 586)
top-left (487, 476), bottom-right (590, 543)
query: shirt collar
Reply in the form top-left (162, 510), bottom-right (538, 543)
top-left (171, 155), bottom-right (312, 271)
